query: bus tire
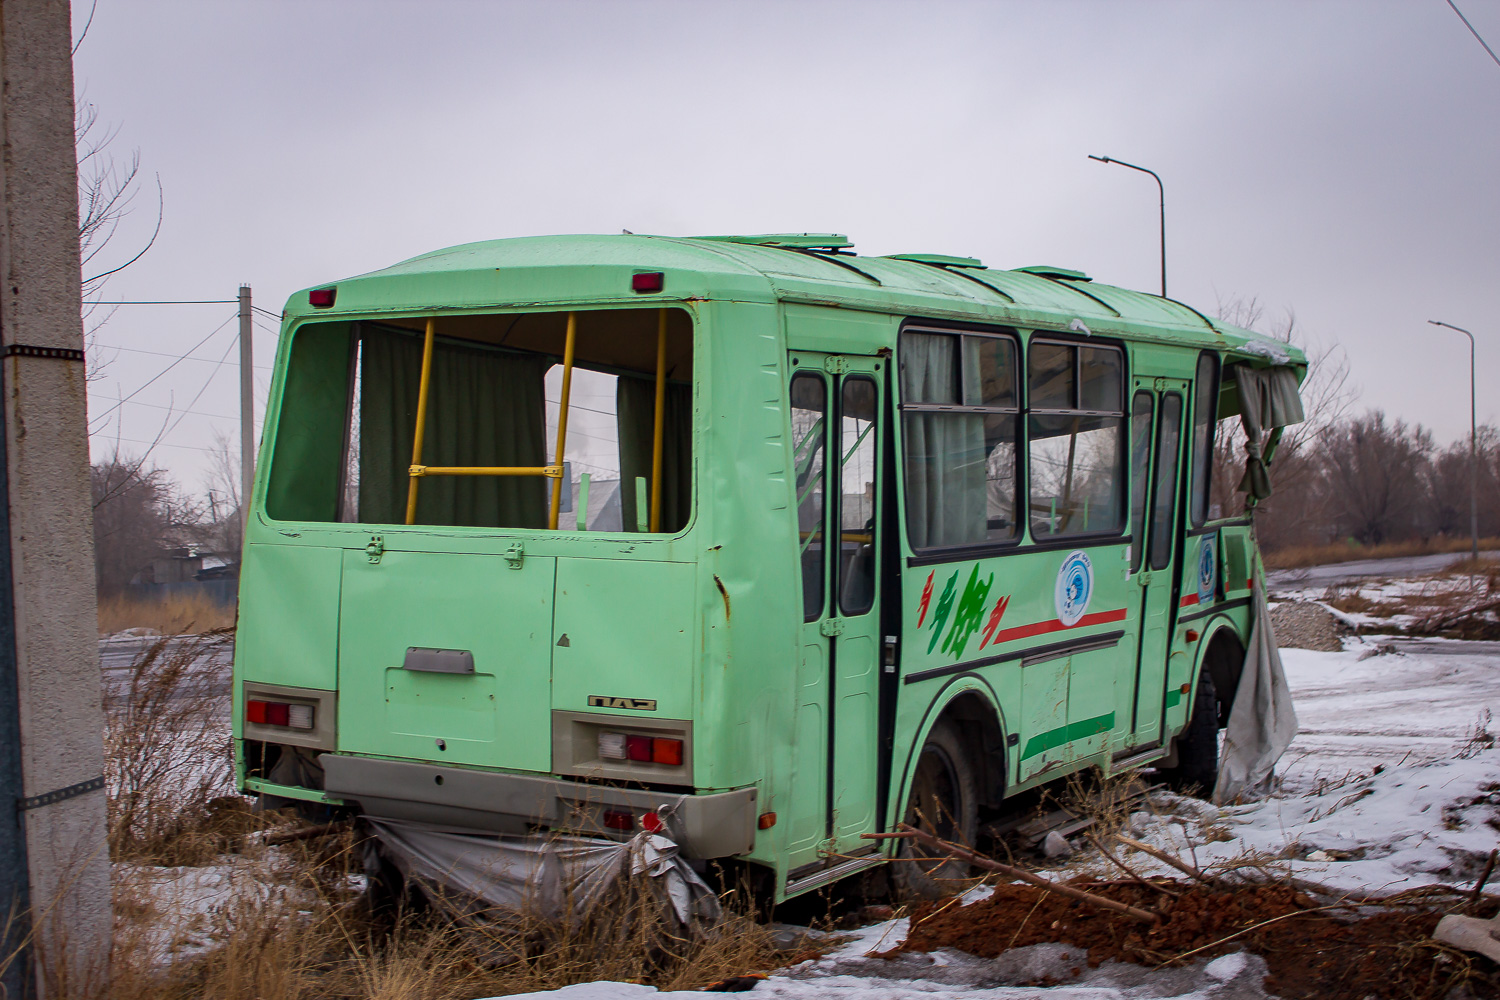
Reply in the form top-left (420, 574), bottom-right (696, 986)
top-left (1161, 673), bottom-right (1219, 798)
top-left (892, 720), bottom-right (979, 900)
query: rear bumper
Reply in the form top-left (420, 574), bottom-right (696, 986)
top-left (321, 754), bottom-right (758, 859)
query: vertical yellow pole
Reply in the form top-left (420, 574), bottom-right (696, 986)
top-left (649, 309), bottom-right (667, 533)
top-left (404, 317), bottom-right (437, 525)
top-left (548, 312), bottom-right (577, 530)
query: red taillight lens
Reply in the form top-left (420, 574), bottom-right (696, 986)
top-left (631, 271), bottom-right (664, 293)
top-left (602, 809), bottom-right (634, 831)
top-left (308, 287), bottom-right (336, 307)
top-left (651, 738), bottom-right (683, 766)
top-left (246, 700), bottom-right (268, 725)
top-left (626, 735), bottom-right (652, 762)
top-left (266, 702), bottom-right (290, 727)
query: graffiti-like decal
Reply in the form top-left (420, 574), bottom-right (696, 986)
top-left (917, 570), bottom-right (934, 628)
top-left (925, 570), bottom-right (958, 654)
top-left (978, 594), bottom-right (1011, 650)
top-left (942, 563), bottom-right (994, 659)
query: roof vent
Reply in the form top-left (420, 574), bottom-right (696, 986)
top-left (884, 253), bottom-right (984, 268)
top-left (694, 233), bottom-right (853, 251)
top-left (1015, 265), bottom-right (1091, 282)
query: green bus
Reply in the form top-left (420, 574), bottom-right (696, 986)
top-left (234, 233), bottom-right (1305, 901)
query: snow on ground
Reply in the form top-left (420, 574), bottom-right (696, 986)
top-left (495, 632), bottom-right (1500, 999)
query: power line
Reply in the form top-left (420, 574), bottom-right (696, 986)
top-left (1446, 0), bottom-right (1500, 69)
top-left (89, 299), bottom-right (237, 305)
top-left (86, 394), bottom-right (241, 423)
top-left (88, 312), bottom-right (237, 427)
top-left (89, 340), bottom-right (273, 370)
top-left (163, 334), bottom-right (238, 438)
top-left (92, 435), bottom-right (220, 455)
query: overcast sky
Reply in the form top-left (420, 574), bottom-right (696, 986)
top-left (72, 0), bottom-right (1500, 495)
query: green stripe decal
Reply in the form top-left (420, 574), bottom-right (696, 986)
top-left (1164, 689), bottom-right (1182, 710)
top-left (1021, 712), bottom-right (1116, 761)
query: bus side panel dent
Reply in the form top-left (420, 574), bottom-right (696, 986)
top-left (235, 543), bottom-right (342, 691)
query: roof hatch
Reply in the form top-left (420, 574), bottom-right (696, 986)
top-left (1015, 265), bottom-right (1092, 282)
top-left (884, 253), bottom-right (984, 268)
top-left (695, 233), bottom-right (853, 251)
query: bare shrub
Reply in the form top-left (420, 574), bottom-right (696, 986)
top-left (105, 632), bottom-right (249, 864)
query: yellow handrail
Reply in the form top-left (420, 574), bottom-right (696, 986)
top-left (548, 312), bottom-right (577, 530)
top-left (412, 465), bottom-right (563, 478)
top-left (403, 318), bottom-right (438, 525)
top-left (649, 309), bottom-right (667, 533)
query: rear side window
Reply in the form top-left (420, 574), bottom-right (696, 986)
top-left (1028, 341), bottom-right (1126, 539)
top-left (898, 327), bottom-right (1020, 551)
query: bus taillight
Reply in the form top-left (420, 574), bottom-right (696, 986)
top-left (246, 699), bottom-right (314, 731)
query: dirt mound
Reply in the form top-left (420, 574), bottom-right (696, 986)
top-left (1270, 600), bottom-right (1347, 651)
top-left (879, 879), bottom-right (1498, 999)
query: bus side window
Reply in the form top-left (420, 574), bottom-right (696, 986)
top-left (1028, 342), bottom-right (1127, 539)
top-left (839, 377), bottom-right (877, 616)
top-left (1150, 394), bottom-right (1184, 571)
top-left (1129, 391), bottom-right (1154, 573)
top-left (790, 373), bottom-right (828, 622)
top-left (1189, 352), bottom-right (1219, 526)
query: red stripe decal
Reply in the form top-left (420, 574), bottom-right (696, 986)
top-left (989, 607), bottom-right (1128, 646)
top-left (1180, 593), bottom-right (1199, 607)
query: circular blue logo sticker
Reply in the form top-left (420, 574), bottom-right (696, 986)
top-left (1055, 550), bottom-right (1094, 626)
top-left (1198, 536), bottom-right (1217, 605)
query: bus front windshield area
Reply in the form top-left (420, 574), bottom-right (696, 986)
top-left (265, 307), bottom-right (694, 533)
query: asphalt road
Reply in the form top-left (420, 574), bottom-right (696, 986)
top-left (98, 633), bottom-right (233, 703)
top-left (1266, 549), bottom-right (1500, 591)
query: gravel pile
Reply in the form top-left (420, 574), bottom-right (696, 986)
top-left (1270, 600), bottom-right (1347, 651)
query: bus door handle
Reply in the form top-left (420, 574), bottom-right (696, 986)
top-left (819, 618), bottom-right (844, 637)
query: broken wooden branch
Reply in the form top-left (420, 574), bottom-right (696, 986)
top-left (1084, 832), bottom-right (1181, 899)
top-left (862, 824), bottom-right (1159, 924)
top-left (263, 820), bottom-right (352, 846)
top-left (1114, 834), bottom-right (1216, 885)
top-left (1470, 849), bottom-right (1498, 913)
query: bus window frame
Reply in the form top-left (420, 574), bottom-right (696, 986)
top-left (1189, 350), bottom-right (1220, 528)
top-left (895, 320), bottom-right (1024, 562)
top-left (1024, 334), bottom-right (1130, 547)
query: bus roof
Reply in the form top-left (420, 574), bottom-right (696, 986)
top-left (291, 233), bottom-right (1306, 368)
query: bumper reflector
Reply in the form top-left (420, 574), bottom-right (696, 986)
top-left (602, 809), bottom-right (634, 831)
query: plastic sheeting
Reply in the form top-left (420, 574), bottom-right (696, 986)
top-left (365, 817), bottom-right (722, 930)
top-left (1213, 584), bottom-right (1299, 804)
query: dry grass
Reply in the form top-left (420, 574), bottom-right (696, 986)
top-left (9, 633), bottom-right (790, 999)
top-left (98, 592), bottom-right (236, 636)
top-left (1263, 535), bottom-right (1500, 571)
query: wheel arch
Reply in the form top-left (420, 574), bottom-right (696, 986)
top-left (889, 676), bottom-right (1009, 832)
top-left (1193, 618), bottom-right (1247, 726)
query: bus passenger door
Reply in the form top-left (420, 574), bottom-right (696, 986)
top-left (785, 352), bottom-right (886, 871)
top-left (1126, 378), bottom-right (1188, 747)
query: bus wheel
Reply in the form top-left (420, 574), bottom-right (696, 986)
top-left (892, 721), bottom-right (978, 900)
top-left (1161, 674), bottom-right (1219, 798)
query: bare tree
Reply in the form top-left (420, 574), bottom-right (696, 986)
top-left (92, 456), bottom-right (199, 597)
top-left (1211, 295), bottom-right (1357, 549)
top-left (1319, 411), bottom-right (1433, 546)
top-left (202, 427), bottom-right (243, 562)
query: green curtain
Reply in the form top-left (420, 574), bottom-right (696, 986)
top-left (900, 334), bottom-right (987, 548)
top-left (617, 376), bottom-right (692, 533)
top-left (358, 326), bottom-right (549, 528)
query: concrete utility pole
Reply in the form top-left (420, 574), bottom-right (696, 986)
top-left (0, 0), bottom-right (112, 994)
top-left (239, 285), bottom-right (254, 512)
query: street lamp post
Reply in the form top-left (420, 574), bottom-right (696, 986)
top-left (1427, 320), bottom-right (1479, 578)
top-left (1088, 154), bottom-right (1166, 298)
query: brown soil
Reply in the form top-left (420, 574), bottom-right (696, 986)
top-left (878, 880), bottom-right (1500, 1000)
